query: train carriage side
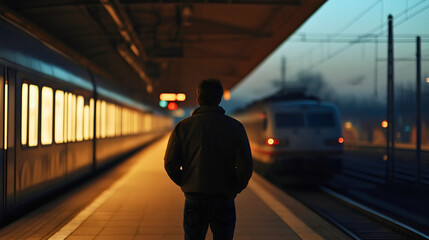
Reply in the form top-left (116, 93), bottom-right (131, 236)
top-left (93, 81), bottom-right (172, 168)
top-left (0, 16), bottom-right (95, 218)
top-left (0, 16), bottom-right (173, 222)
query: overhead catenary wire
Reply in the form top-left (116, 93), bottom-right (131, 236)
top-left (296, 2), bottom-right (429, 71)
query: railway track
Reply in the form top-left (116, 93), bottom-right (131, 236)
top-left (341, 155), bottom-right (429, 185)
top-left (283, 185), bottom-right (429, 240)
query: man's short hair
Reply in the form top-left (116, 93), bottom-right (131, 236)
top-left (197, 79), bottom-right (224, 105)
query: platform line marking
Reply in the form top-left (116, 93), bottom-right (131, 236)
top-left (249, 178), bottom-right (325, 240)
top-left (48, 167), bottom-right (134, 240)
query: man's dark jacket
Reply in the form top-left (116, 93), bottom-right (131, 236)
top-left (164, 105), bottom-right (253, 198)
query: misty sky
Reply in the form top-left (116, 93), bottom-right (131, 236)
top-left (221, 0), bottom-right (429, 113)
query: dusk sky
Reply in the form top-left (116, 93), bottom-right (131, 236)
top-left (221, 0), bottom-right (429, 113)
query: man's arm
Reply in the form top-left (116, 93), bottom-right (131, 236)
top-left (235, 124), bottom-right (253, 193)
top-left (164, 126), bottom-right (183, 186)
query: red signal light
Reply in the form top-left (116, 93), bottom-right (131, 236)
top-left (338, 137), bottom-right (344, 144)
top-left (167, 102), bottom-right (178, 110)
top-left (266, 138), bottom-right (279, 145)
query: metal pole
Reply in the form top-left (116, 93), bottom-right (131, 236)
top-left (387, 14), bottom-right (395, 182)
top-left (416, 36), bottom-right (421, 185)
top-left (281, 56), bottom-right (286, 93)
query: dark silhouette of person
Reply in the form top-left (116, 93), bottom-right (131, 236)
top-left (164, 79), bottom-right (253, 240)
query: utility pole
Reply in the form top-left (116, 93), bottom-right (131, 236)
top-left (416, 36), bottom-right (421, 185)
top-left (386, 15), bottom-right (395, 183)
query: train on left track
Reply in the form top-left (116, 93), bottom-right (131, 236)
top-left (0, 16), bottom-right (172, 222)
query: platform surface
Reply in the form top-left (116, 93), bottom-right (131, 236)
top-left (0, 137), bottom-right (351, 240)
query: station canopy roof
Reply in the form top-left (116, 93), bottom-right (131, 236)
top-left (1, 0), bottom-right (325, 108)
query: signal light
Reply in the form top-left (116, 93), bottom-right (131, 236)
top-left (167, 102), bottom-right (178, 110)
top-left (266, 138), bottom-right (279, 145)
top-left (160, 93), bottom-right (187, 102)
top-left (159, 100), bottom-right (168, 108)
top-left (176, 93), bottom-right (186, 101)
top-left (160, 93), bottom-right (177, 101)
top-left (338, 137), bottom-right (344, 144)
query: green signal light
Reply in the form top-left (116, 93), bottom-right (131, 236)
top-left (159, 100), bottom-right (168, 108)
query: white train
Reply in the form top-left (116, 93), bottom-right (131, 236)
top-left (234, 93), bottom-right (343, 178)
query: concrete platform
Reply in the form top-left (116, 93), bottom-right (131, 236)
top-left (0, 137), bottom-right (351, 240)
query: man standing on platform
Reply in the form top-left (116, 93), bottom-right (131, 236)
top-left (164, 79), bottom-right (253, 240)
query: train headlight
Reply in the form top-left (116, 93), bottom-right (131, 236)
top-left (266, 138), bottom-right (279, 145)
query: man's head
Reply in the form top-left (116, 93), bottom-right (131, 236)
top-left (197, 79), bottom-right (223, 106)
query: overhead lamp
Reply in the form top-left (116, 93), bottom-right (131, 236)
top-left (130, 44), bottom-right (140, 56)
top-left (100, 0), bottom-right (124, 28)
top-left (223, 90), bottom-right (231, 101)
top-left (181, 5), bottom-right (193, 27)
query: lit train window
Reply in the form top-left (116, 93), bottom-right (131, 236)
top-left (55, 90), bottom-right (64, 143)
top-left (107, 103), bottom-right (115, 137)
top-left (116, 105), bottom-right (121, 136)
top-left (133, 111), bottom-right (138, 134)
top-left (89, 98), bottom-right (94, 139)
top-left (96, 100), bottom-right (100, 138)
top-left (145, 115), bottom-right (151, 132)
top-left (21, 83), bottom-right (28, 145)
top-left (84, 105), bottom-right (89, 140)
top-left (41, 87), bottom-right (53, 145)
top-left (72, 94), bottom-right (76, 141)
top-left (28, 84), bottom-right (39, 147)
top-left (63, 92), bottom-right (68, 143)
top-left (100, 100), bottom-right (106, 138)
top-left (122, 108), bottom-right (128, 135)
top-left (68, 94), bottom-right (76, 142)
top-left (76, 95), bottom-right (84, 141)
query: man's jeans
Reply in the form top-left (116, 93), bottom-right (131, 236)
top-left (184, 198), bottom-right (236, 240)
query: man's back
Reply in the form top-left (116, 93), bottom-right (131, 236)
top-left (165, 105), bottom-right (252, 198)
top-left (164, 79), bottom-right (252, 240)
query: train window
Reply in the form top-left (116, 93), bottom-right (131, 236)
top-left (133, 111), bottom-right (138, 134)
top-left (100, 100), bottom-right (106, 138)
top-left (144, 115), bottom-right (151, 132)
top-left (307, 113), bottom-right (335, 128)
top-left (275, 113), bottom-right (305, 128)
top-left (55, 90), bottom-right (64, 143)
top-left (67, 94), bottom-right (76, 142)
top-left (41, 87), bottom-right (53, 145)
top-left (28, 84), bottom-right (39, 147)
top-left (84, 105), bottom-right (89, 140)
top-left (107, 103), bottom-right (115, 137)
top-left (122, 108), bottom-right (128, 135)
top-left (96, 100), bottom-right (100, 138)
top-left (21, 83), bottom-right (29, 145)
top-left (63, 92), bottom-right (68, 143)
top-left (76, 96), bottom-right (84, 141)
top-left (116, 105), bottom-right (121, 136)
top-left (89, 98), bottom-right (94, 139)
